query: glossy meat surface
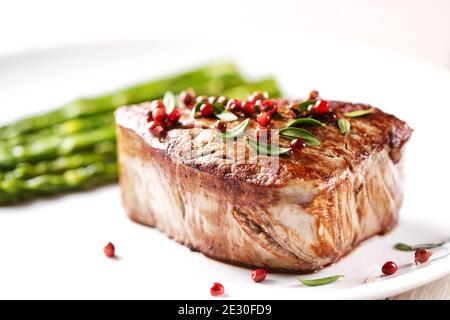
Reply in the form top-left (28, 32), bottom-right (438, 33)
top-left (115, 100), bottom-right (412, 272)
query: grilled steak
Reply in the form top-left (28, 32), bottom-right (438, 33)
top-left (115, 98), bottom-right (412, 272)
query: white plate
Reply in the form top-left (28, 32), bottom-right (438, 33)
top-left (0, 36), bottom-right (449, 299)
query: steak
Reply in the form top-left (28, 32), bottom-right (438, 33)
top-left (115, 98), bottom-right (412, 272)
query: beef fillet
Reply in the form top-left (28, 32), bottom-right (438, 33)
top-left (115, 99), bottom-right (412, 272)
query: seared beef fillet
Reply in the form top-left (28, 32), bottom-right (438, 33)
top-left (115, 100), bottom-right (412, 272)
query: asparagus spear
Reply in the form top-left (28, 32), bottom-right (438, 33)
top-left (0, 142), bottom-right (116, 180)
top-left (0, 162), bottom-right (118, 205)
top-left (0, 112), bottom-right (114, 148)
top-left (0, 63), bottom-right (244, 139)
top-left (0, 126), bottom-right (116, 170)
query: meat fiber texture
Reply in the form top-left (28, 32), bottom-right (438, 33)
top-left (115, 99), bottom-right (412, 272)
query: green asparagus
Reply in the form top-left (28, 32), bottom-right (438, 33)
top-left (0, 162), bottom-right (118, 205)
top-left (0, 63), bottom-right (244, 139)
top-left (0, 142), bottom-right (116, 180)
top-left (0, 112), bottom-right (114, 148)
top-left (0, 126), bottom-right (116, 170)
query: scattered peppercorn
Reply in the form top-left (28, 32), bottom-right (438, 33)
top-left (381, 261), bottom-right (398, 275)
top-left (152, 107), bottom-right (166, 122)
top-left (166, 108), bottom-right (181, 124)
top-left (214, 120), bottom-right (227, 132)
top-left (309, 90), bottom-right (319, 100)
top-left (210, 283), bottom-right (225, 297)
top-left (241, 101), bottom-right (256, 116)
top-left (415, 248), bottom-right (432, 264)
top-left (313, 100), bottom-right (329, 114)
top-left (257, 111), bottom-right (271, 127)
top-left (290, 138), bottom-right (306, 151)
top-left (226, 99), bottom-right (242, 113)
top-left (248, 91), bottom-right (266, 104)
top-left (251, 269), bottom-right (267, 283)
top-left (217, 96), bottom-right (229, 106)
top-left (260, 100), bottom-right (278, 114)
top-left (179, 90), bottom-right (196, 108)
top-left (104, 242), bottom-right (115, 258)
top-left (148, 120), bottom-right (165, 137)
top-left (200, 103), bottom-right (213, 117)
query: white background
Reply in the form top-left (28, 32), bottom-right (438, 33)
top-left (0, 0), bottom-right (449, 70)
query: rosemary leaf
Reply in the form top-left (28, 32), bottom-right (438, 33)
top-left (216, 110), bottom-right (238, 122)
top-left (287, 118), bottom-right (324, 128)
top-left (298, 275), bottom-right (344, 287)
top-left (279, 127), bottom-right (320, 146)
top-left (217, 118), bottom-right (249, 139)
top-left (344, 108), bottom-right (374, 118)
top-left (394, 242), bottom-right (446, 251)
top-left (337, 118), bottom-right (350, 134)
top-left (247, 138), bottom-right (291, 156)
top-left (163, 91), bottom-right (175, 111)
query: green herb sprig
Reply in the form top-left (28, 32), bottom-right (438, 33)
top-left (279, 127), bottom-right (320, 146)
top-left (337, 118), bottom-right (350, 134)
top-left (217, 118), bottom-right (249, 139)
top-left (344, 108), bottom-right (374, 118)
top-left (216, 110), bottom-right (238, 122)
top-left (163, 91), bottom-right (176, 111)
top-left (298, 275), bottom-right (344, 287)
top-left (394, 242), bottom-right (446, 252)
top-left (335, 108), bottom-right (374, 135)
top-left (286, 118), bottom-right (324, 128)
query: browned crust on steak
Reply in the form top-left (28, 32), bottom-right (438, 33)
top-left (116, 100), bottom-right (412, 188)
